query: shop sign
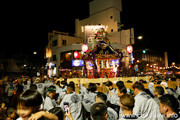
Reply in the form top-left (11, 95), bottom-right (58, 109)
top-left (72, 60), bottom-right (84, 67)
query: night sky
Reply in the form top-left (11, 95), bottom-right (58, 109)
top-left (1, 0), bottom-right (179, 65)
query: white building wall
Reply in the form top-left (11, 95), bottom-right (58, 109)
top-left (120, 29), bottom-right (130, 45)
top-left (89, 0), bottom-right (122, 15)
top-left (90, 0), bottom-right (113, 15)
top-left (108, 32), bottom-right (121, 43)
top-left (110, 43), bottom-right (126, 50)
top-left (76, 8), bottom-right (119, 38)
top-left (90, 8), bottom-right (118, 33)
top-left (113, 8), bottom-right (121, 23)
top-left (47, 34), bottom-right (83, 61)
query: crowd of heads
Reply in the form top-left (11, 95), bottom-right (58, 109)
top-left (0, 75), bottom-right (180, 120)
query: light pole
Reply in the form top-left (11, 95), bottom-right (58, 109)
top-left (34, 51), bottom-right (45, 78)
top-left (33, 52), bottom-right (37, 76)
top-left (172, 62), bottom-right (175, 74)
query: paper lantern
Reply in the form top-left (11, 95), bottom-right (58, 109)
top-left (82, 44), bottom-right (88, 52)
top-left (74, 51), bottom-right (79, 58)
top-left (127, 45), bottom-right (133, 54)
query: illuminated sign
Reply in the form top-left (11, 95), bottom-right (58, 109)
top-left (46, 47), bottom-right (52, 58)
top-left (82, 44), bottom-right (88, 52)
top-left (127, 45), bottom-right (133, 54)
top-left (72, 60), bottom-right (84, 67)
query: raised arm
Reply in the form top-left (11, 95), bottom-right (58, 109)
top-left (161, 84), bottom-right (168, 94)
top-left (28, 111), bottom-right (58, 120)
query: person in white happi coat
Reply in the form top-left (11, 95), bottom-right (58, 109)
top-left (153, 86), bottom-right (164, 105)
top-left (159, 94), bottom-right (180, 120)
top-left (60, 82), bottom-right (83, 120)
top-left (35, 80), bottom-right (45, 96)
top-left (22, 80), bottom-right (30, 91)
top-left (55, 81), bottom-right (65, 104)
top-left (148, 80), bottom-right (155, 96)
top-left (82, 83), bottom-right (97, 113)
top-left (96, 92), bottom-right (118, 120)
top-left (44, 85), bottom-right (59, 111)
top-left (90, 103), bottom-right (108, 120)
top-left (105, 81), bottom-right (118, 103)
top-left (119, 94), bottom-right (140, 120)
top-left (132, 81), bottom-right (164, 120)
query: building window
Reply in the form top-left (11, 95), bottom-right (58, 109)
top-left (53, 55), bottom-right (56, 61)
top-left (111, 29), bottom-right (113, 32)
top-left (62, 40), bottom-right (66, 45)
top-left (110, 16), bottom-right (113, 19)
top-left (61, 52), bottom-right (72, 63)
top-left (52, 40), bottom-right (57, 47)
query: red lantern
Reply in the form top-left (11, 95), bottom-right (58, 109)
top-left (127, 45), bottom-right (133, 54)
top-left (82, 44), bottom-right (88, 52)
top-left (74, 51), bottom-right (79, 58)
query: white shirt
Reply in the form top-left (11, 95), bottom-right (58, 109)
top-left (133, 92), bottom-right (164, 120)
top-left (160, 81), bottom-right (168, 87)
top-left (60, 92), bottom-right (83, 120)
top-left (44, 96), bottom-right (58, 111)
top-left (82, 92), bottom-right (97, 112)
top-left (107, 88), bottom-right (117, 103)
top-left (148, 82), bottom-right (155, 96)
top-left (107, 107), bottom-right (118, 120)
top-left (36, 83), bottom-right (45, 95)
top-left (23, 84), bottom-right (30, 91)
top-left (56, 86), bottom-right (65, 102)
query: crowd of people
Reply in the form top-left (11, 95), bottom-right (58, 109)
top-left (0, 75), bottom-right (180, 120)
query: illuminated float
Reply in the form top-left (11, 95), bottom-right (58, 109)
top-left (81, 28), bottom-right (123, 78)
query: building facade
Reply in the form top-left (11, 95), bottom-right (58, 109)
top-left (133, 49), bottom-right (167, 72)
top-left (46, 31), bottom-right (83, 77)
top-left (47, 0), bottom-right (134, 77)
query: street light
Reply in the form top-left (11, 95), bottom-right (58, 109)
top-left (33, 52), bottom-right (37, 55)
top-left (138, 36), bottom-right (143, 40)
